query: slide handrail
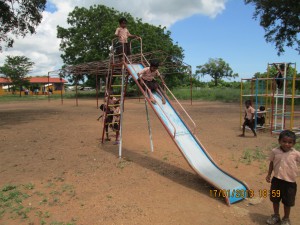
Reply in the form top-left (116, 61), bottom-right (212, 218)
top-left (161, 82), bottom-right (196, 134)
top-left (111, 37), bottom-right (143, 64)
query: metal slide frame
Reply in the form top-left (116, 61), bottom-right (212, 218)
top-left (125, 63), bottom-right (250, 205)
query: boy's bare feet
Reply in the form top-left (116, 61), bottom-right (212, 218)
top-left (162, 98), bottom-right (166, 104)
top-left (150, 98), bottom-right (156, 104)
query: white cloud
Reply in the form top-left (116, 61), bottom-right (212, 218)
top-left (0, 0), bottom-right (227, 75)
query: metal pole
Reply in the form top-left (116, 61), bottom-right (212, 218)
top-left (271, 78), bottom-right (275, 135)
top-left (48, 72), bottom-right (50, 102)
top-left (281, 63), bottom-right (287, 130)
top-left (189, 65), bottom-right (193, 106)
top-left (75, 75), bottom-right (78, 107)
top-left (240, 79), bottom-right (243, 128)
top-left (60, 76), bottom-right (63, 105)
top-left (96, 74), bottom-right (99, 108)
top-left (275, 88), bottom-right (278, 131)
top-left (255, 78), bottom-right (258, 130)
top-left (291, 63), bottom-right (296, 129)
top-left (145, 99), bottom-right (154, 152)
top-left (118, 64), bottom-right (125, 158)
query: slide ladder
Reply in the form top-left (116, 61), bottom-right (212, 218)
top-left (101, 61), bottom-right (127, 155)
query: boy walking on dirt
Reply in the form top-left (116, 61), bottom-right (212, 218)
top-left (266, 130), bottom-right (300, 225)
top-left (137, 60), bottom-right (166, 105)
top-left (240, 100), bottom-right (256, 137)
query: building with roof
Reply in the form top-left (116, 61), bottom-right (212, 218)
top-left (0, 77), bottom-right (67, 96)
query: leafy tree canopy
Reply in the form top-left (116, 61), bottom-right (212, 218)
top-left (0, 55), bottom-right (34, 96)
top-left (245, 0), bottom-right (300, 55)
top-left (0, 0), bottom-right (46, 51)
top-left (195, 58), bottom-right (238, 86)
top-left (57, 5), bottom-right (185, 88)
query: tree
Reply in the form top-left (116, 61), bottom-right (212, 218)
top-left (0, 56), bottom-right (34, 96)
top-left (0, 0), bottom-right (46, 51)
top-left (57, 5), bottom-right (185, 88)
top-left (195, 58), bottom-right (238, 86)
top-left (244, 0), bottom-right (300, 55)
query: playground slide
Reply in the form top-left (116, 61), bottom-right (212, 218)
top-left (126, 63), bottom-right (249, 205)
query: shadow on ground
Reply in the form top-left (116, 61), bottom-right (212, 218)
top-left (102, 144), bottom-right (226, 205)
top-left (0, 109), bottom-right (61, 128)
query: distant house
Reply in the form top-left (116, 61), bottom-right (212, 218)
top-left (0, 77), bottom-right (67, 96)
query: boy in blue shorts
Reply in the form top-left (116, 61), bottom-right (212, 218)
top-left (266, 130), bottom-right (300, 225)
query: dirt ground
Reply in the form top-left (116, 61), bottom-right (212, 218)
top-left (0, 98), bottom-right (299, 225)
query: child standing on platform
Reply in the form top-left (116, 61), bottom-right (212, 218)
top-left (115, 17), bottom-right (139, 60)
top-left (266, 130), bottom-right (300, 225)
top-left (240, 100), bottom-right (257, 137)
top-left (137, 60), bottom-right (166, 105)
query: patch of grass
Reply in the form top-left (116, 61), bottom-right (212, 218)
top-left (116, 159), bottom-right (132, 169)
top-left (50, 222), bottom-right (76, 225)
top-left (0, 182), bottom-right (77, 224)
top-left (36, 210), bottom-right (51, 219)
top-left (39, 198), bottom-right (48, 205)
top-left (171, 87), bottom-right (240, 103)
top-left (45, 182), bottom-right (56, 188)
top-left (106, 195), bottom-right (113, 199)
top-left (0, 184), bottom-right (32, 220)
top-left (242, 149), bottom-right (253, 165)
top-left (1, 184), bottom-right (17, 192)
top-left (54, 177), bottom-right (65, 182)
top-left (259, 162), bottom-right (268, 175)
top-left (61, 184), bottom-right (75, 197)
top-left (24, 183), bottom-right (35, 190)
top-left (241, 147), bottom-right (266, 165)
top-left (50, 190), bottom-right (62, 196)
top-left (253, 147), bottom-right (267, 161)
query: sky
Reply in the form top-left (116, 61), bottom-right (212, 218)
top-left (0, 0), bottom-right (298, 82)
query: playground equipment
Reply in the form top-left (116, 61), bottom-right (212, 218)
top-left (98, 38), bottom-right (249, 205)
top-left (55, 38), bottom-right (249, 205)
top-left (240, 62), bottom-right (299, 134)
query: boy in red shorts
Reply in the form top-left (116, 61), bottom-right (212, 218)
top-left (266, 130), bottom-right (300, 225)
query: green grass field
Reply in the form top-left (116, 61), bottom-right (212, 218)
top-left (0, 88), bottom-right (241, 103)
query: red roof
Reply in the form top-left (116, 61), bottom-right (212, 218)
top-left (0, 78), bottom-right (10, 84)
top-left (30, 77), bottom-right (67, 83)
top-left (0, 77), bottom-right (67, 84)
